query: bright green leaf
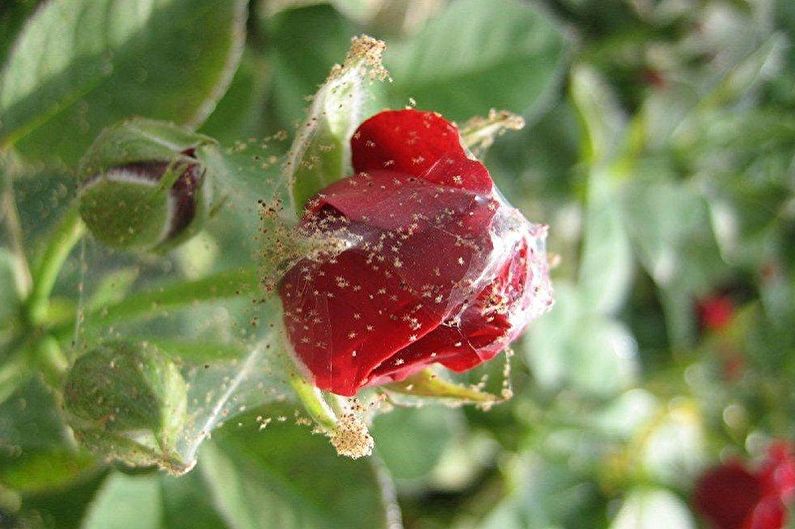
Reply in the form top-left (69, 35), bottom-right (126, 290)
top-left (81, 472), bottom-right (162, 529)
top-left (0, 0), bottom-right (247, 164)
top-left (577, 167), bottom-right (634, 315)
top-left (201, 407), bottom-right (398, 529)
top-left (525, 282), bottom-right (638, 396)
top-left (387, 0), bottom-right (568, 121)
top-left (570, 65), bottom-right (626, 164)
top-left (0, 448), bottom-right (96, 494)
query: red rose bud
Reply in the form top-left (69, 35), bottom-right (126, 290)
top-left (78, 119), bottom-right (216, 252)
top-left (694, 444), bottom-right (795, 529)
top-left (279, 109), bottom-right (553, 396)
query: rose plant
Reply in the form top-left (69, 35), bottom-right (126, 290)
top-left (1, 34), bottom-right (555, 466)
top-left (2, 0), bottom-right (791, 526)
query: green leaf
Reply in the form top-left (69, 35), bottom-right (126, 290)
top-left (577, 167), bottom-right (634, 315)
top-left (0, 0), bottom-right (40, 66)
top-left (199, 51), bottom-right (271, 145)
top-left (0, 0), bottom-right (247, 164)
top-left (0, 448), bottom-right (96, 494)
top-left (0, 381), bottom-right (97, 495)
top-left (52, 267), bottom-right (259, 338)
top-left (479, 454), bottom-right (603, 529)
top-left (201, 407), bottom-right (398, 529)
top-left (571, 66), bottom-right (634, 315)
top-left (621, 177), bottom-right (726, 346)
top-left (81, 472), bottom-right (162, 529)
top-left (610, 488), bottom-right (695, 529)
top-left (386, 0), bottom-right (568, 121)
top-left (85, 267), bottom-right (140, 311)
top-left (623, 179), bottom-right (724, 292)
top-left (570, 65), bottom-right (626, 164)
top-left (129, 337), bottom-right (246, 362)
top-left (371, 405), bottom-right (460, 481)
top-left (0, 378), bottom-right (70, 453)
top-left (702, 34), bottom-right (787, 111)
top-left (525, 282), bottom-right (638, 396)
top-left (161, 471), bottom-right (231, 529)
top-left (0, 247), bottom-right (21, 323)
top-left (264, 5), bottom-right (358, 131)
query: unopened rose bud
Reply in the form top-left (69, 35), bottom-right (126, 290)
top-left (78, 119), bottom-right (217, 252)
top-left (278, 109), bottom-right (554, 397)
top-left (63, 340), bottom-right (189, 473)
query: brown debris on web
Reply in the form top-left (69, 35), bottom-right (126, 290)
top-left (257, 199), bottom-right (362, 293)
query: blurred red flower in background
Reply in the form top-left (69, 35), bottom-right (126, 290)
top-left (696, 295), bottom-right (736, 333)
top-left (694, 443), bottom-right (795, 529)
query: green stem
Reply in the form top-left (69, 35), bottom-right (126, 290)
top-left (50, 267), bottom-right (260, 338)
top-left (34, 334), bottom-right (68, 388)
top-left (0, 333), bottom-right (67, 402)
top-left (289, 372), bottom-right (338, 431)
top-left (27, 205), bottom-right (85, 325)
top-left (1, 163), bottom-right (33, 297)
top-left (0, 344), bottom-right (33, 404)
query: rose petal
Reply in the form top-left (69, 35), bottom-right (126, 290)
top-left (281, 184), bottom-right (499, 396)
top-left (351, 110), bottom-right (492, 193)
top-left (352, 109), bottom-right (463, 176)
top-left (307, 169), bottom-right (490, 231)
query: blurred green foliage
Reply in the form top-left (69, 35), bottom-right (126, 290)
top-left (1, 0), bottom-right (794, 528)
